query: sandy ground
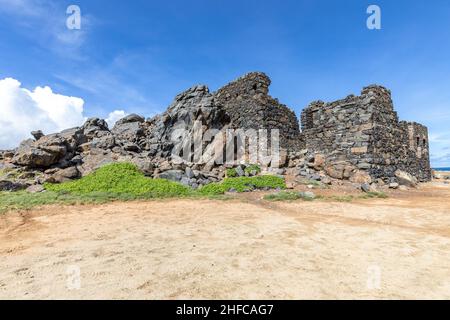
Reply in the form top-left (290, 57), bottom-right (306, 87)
top-left (0, 182), bottom-right (449, 299)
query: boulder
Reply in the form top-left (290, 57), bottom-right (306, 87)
top-left (235, 166), bottom-right (245, 177)
top-left (122, 142), bottom-right (140, 152)
top-left (180, 176), bottom-right (191, 186)
top-left (185, 167), bottom-right (195, 179)
top-left (12, 139), bottom-right (66, 168)
top-left (158, 170), bottom-right (184, 182)
top-left (395, 170), bottom-right (418, 188)
top-left (77, 151), bottom-right (115, 176)
top-left (12, 128), bottom-right (86, 168)
top-left (0, 180), bottom-right (28, 191)
top-left (321, 176), bottom-right (332, 185)
top-left (49, 166), bottom-right (80, 183)
top-left (26, 184), bottom-right (45, 193)
top-left (433, 172), bottom-right (442, 179)
top-left (325, 162), bottom-right (354, 180)
top-left (31, 130), bottom-right (44, 140)
top-left (115, 114), bottom-right (145, 125)
top-left (82, 118), bottom-right (109, 139)
top-left (350, 170), bottom-right (372, 184)
top-left (79, 134), bottom-right (115, 152)
top-left (299, 191), bottom-right (316, 199)
top-left (313, 154), bottom-right (325, 170)
top-left (361, 183), bottom-right (371, 193)
top-left (389, 182), bottom-right (399, 189)
top-left (112, 121), bottom-right (144, 143)
top-left (131, 158), bottom-right (154, 176)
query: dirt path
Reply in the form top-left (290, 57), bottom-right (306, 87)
top-left (0, 183), bottom-right (449, 299)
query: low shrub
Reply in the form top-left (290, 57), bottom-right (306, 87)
top-left (199, 175), bottom-right (285, 195)
top-left (45, 162), bottom-right (192, 197)
top-left (361, 191), bottom-right (388, 199)
top-left (244, 164), bottom-right (261, 175)
top-left (264, 191), bottom-right (317, 201)
top-left (226, 168), bottom-right (238, 178)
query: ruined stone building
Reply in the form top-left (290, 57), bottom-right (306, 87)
top-left (212, 72), bottom-right (431, 182)
top-left (0, 71), bottom-right (432, 191)
top-left (300, 85), bottom-right (431, 182)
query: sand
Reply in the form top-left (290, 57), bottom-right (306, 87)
top-left (0, 182), bottom-right (449, 299)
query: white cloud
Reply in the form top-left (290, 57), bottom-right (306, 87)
top-left (0, 77), bottom-right (86, 149)
top-left (106, 110), bottom-right (128, 128)
top-left (0, 77), bottom-right (129, 150)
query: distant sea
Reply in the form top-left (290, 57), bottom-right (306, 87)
top-left (433, 167), bottom-right (450, 172)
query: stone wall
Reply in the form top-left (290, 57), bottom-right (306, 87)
top-left (398, 121), bottom-right (431, 181)
top-left (214, 72), bottom-right (301, 150)
top-left (300, 85), bottom-right (432, 182)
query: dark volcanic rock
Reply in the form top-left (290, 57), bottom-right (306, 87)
top-left (158, 170), bottom-right (184, 182)
top-left (0, 180), bottom-right (28, 191)
top-left (142, 84), bottom-right (230, 162)
top-left (48, 166), bottom-right (80, 183)
top-left (31, 130), bottom-right (44, 141)
top-left (12, 138), bottom-right (66, 167)
top-left (12, 127), bottom-right (86, 168)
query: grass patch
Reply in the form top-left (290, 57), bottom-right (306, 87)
top-left (45, 162), bottom-right (192, 198)
top-left (0, 163), bottom-right (284, 213)
top-left (327, 191), bottom-right (388, 202)
top-left (328, 195), bottom-right (355, 202)
top-left (244, 164), bottom-right (261, 175)
top-left (0, 191), bottom-right (143, 214)
top-left (264, 191), bottom-right (317, 202)
top-left (296, 178), bottom-right (329, 189)
top-left (199, 175), bottom-right (285, 195)
top-left (226, 168), bottom-right (237, 177)
top-left (360, 191), bottom-right (388, 199)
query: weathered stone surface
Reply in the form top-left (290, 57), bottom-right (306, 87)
top-left (360, 183), bottom-right (374, 193)
top-left (325, 162), bottom-right (354, 180)
top-left (49, 166), bottom-right (80, 183)
top-left (115, 114), bottom-right (145, 125)
top-left (299, 191), bottom-right (316, 199)
top-left (395, 170), bottom-right (418, 188)
top-left (0, 180), bottom-right (28, 191)
top-left (158, 170), bottom-right (184, 182)
top-left (214, 72), bottom-right (301, 150)
top-left (77, 150), bottom-right (116, 176)
top-left (26, 184), bottom-right (45, 193)
top-left (350, 170), bottom-right (372, 184)
top-left (82, 118), bottom-right (109, 139)
top-left (31, 130), bottom-right (44, 141)
top-left (235, 166), bottom-right (245, 177)
top-left (131, 158), bottom-right (154, 176)
top-left (301, 85), bottom-right (431, 182)
top-left (313, 154), bottom-right (325, 170)
top-left (389, 182), bottom-right (399, 189)
top-left (185, 167), bottom-right (195, 179)
top-left (112, 121), bottom-right (144, 144)
top-left (12, 139), bottom-right (66, 167)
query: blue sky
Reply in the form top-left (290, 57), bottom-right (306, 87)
top-left (0, 0), bottom-right (449, 166)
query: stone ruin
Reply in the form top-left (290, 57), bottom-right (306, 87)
top-left (0, 72), bottom-right (431, 191)
top-left (300, 85), bottom-right (431, 183)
